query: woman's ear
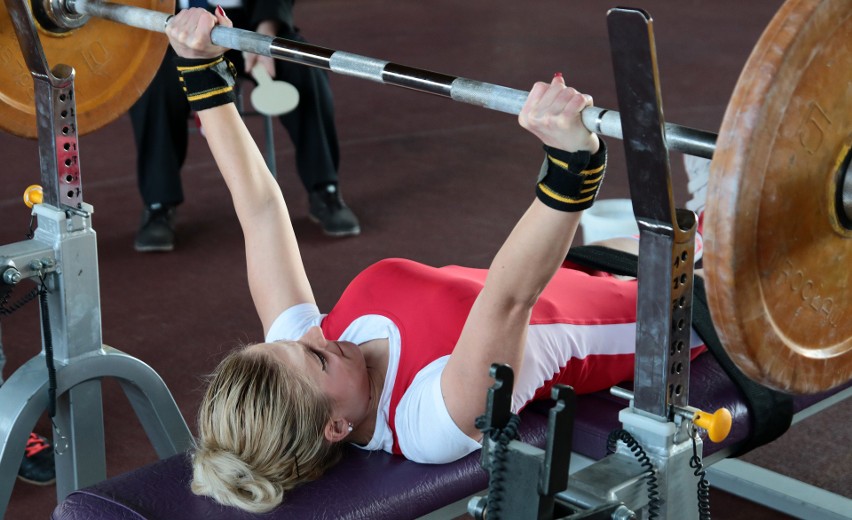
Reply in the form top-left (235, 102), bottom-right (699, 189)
top-left (323, 417), bottom-right (350, 443)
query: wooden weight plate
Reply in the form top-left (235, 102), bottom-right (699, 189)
top-left (705, 0), bottom-right (851, 393)
top-left (0, 0), bottom-right (174, 138)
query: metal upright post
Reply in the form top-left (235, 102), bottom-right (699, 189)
top-left (607, 8), bottom-right (697, 420)
top-left (606, 8), bottom-right (700, 518)
top-left (562, 8), bottom-right (704, 520)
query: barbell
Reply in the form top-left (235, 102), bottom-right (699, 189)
top-left (0, 0), bottom-right (849, 394)
top-left (2, 0), bottom-right (719, 158)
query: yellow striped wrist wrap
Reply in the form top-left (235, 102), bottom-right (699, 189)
top-left (174, 55), bottom-right (238, 112)
top-left (535, 139), bottom-right (607, 212)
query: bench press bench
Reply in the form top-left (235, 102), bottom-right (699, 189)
top-left (50, 352), bottom-right (850, 520)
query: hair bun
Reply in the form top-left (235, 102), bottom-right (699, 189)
top-left (191, 447), bottom-right (283, 513)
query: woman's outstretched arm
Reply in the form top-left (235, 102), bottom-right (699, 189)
top-left (166, 8), bottom-right (315, 334)
top-left (443, 75), bottom-right (604, 440)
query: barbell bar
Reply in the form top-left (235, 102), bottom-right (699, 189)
top-left (65, 0), bottom-right (717, 159)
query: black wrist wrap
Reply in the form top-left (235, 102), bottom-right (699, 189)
top-left (174, 55), bottom-right (238, 111)
top-left (535, 138), bottom-right (607, 212)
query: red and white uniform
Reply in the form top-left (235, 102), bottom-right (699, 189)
top-left (266, 258), bottom-right (705, 464)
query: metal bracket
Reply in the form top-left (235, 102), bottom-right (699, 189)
top-left (607, 7), bottom-right (697, 420)
top-left (471, 365), bottom-right (581, 520)
top-left (480, 363), bottom-right (515, 434)
top-left (4, 0), bottom-right (83, 209)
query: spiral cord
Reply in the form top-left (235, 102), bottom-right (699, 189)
top-left (607, 428), bottom-right (660, 520)
top-left (0, 276), bottom-right (59, 419)
top-left (474, 413), bottom-right (522, 520)
top-left (690, 432), bottom-right (712, 519)
top-left (35, 279), bottom-right (59, 419)
top-left (0, 284), bottom-right (38, 317)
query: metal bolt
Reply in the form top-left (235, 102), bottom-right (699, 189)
top-left (611, 505), bottom-right (637, 520)
top-left (2, 267), bottom-right (22, 285)
top-left (30, 259), bottom-right (43, 271)
top-left (467, 496), bottom-right (488, 520)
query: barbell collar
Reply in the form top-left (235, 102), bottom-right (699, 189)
top-left (67, 0), bottom-right (716, 159)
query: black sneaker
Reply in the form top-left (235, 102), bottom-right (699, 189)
top-left (18, 433), bottom-right (55, 486)
top-left (308, 185), bottom-right (361, 237)
top-left (134, 204), bottom-right (176, 252)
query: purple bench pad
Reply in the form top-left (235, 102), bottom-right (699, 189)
top-left (51, 353), bottom-right (836, 520)
top-left (50, 414), bottom-right (548, 520)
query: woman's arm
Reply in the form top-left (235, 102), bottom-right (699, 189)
top-left (166, 8), bottom-right (314, 334)
top-left (442, 75), bottom-right (603, 439)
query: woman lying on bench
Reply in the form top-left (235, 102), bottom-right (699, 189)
top-left (165, 7), bottom-right (704, 513)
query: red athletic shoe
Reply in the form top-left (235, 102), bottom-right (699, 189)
top-left (18, 433), bottom-right (55, 486)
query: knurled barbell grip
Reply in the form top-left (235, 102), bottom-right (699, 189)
top-left (68, 0), bottom-right (716, 159)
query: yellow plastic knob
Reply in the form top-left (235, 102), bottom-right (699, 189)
top-left (694, 407), bottom-right (732, 443)
top-left (23, 185), bottom-right (43, 208)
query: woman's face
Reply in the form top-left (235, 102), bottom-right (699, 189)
top-left (259, 327), bottom-right (371, 423)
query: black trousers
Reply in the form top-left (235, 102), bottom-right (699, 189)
top-left (129, 15), bottom-right (340, 207)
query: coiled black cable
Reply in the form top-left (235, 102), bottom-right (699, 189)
top-left (0, 276), bottom-right (58, 418)
top-left (37, 280), bottom-right (58, 418)
top-left (474, 413), bottom-right (521, 520)
top-left (0, 284), bottom-right (39, 317)
top-left (690, 432), bottom-right (712, 519)
top-left (607, 428), bottom-right (660, 520)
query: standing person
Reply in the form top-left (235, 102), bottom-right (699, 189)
top-left (165, 8), bottom-right (705, 513)
top-left (130, 0), bottom-right (359, 252)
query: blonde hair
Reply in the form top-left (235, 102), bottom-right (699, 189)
top-left (191, 344), bottom-right (342, 513)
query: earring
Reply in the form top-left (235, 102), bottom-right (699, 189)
top-left (347, 423), bottom-right (354, 433)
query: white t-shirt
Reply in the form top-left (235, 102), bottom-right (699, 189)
top-left (265, 303), bottom-right (481, 463)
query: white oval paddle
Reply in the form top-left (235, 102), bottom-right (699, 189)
top-left (250, 64), bottom-right (300, 116)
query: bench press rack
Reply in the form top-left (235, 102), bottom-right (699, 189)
top-left (0, 0), bottom-right (192, 515)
